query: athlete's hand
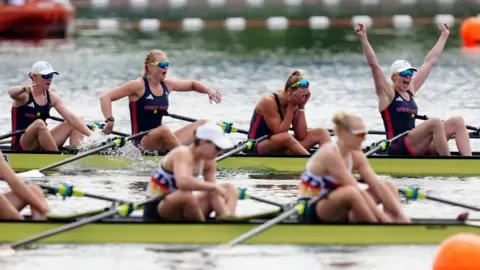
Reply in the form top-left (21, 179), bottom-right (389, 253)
top-left (213, 184), bottom-right (228, 198)
top-left (354, 23), bottom-right (367, 37)
top-left (207, 89), bottom-right (222, 104)
top-left (299, 89), bottom-right (311, 107)
top-left (439, 23), bottom-right (450, 36)
top-left (288, 89), bottom-right (304, 107)
top-left (102, 121), bottom-right (114, 135)
top-left (23, 84), bottom-right (35, 94)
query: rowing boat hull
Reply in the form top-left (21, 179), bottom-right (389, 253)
top-left (1, 217), bottom-right (479, 245)
top-left (3, 147), bottom-right (480, 177)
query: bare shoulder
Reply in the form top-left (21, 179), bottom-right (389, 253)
top-left (351, 150), bottom-right (369, 170)
top-left (306, 143), bottom-right (337, 166)
top-left (163, 146), bottom-right (192, 169)
top-left (257, 93), bottom-right (276, 111)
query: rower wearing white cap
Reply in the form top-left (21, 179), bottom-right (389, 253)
top-left (143, 121), bottom-right (238, 222)
top-left (8, 61), bottom-right (93, 151)
top-left (355, 23), bottom-right (471, 156)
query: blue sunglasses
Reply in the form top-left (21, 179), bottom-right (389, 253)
top-left (289, 79), bottom-right (310, 90)
top-left (35, 73), bottom-right (55, 80)
top-left (151, 61), bottom-right (169, 68)
top-left (396, 70), bottom-right (415, 77)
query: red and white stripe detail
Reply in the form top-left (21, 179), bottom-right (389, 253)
top-left (75, 14), bottom-right (460, 32)
top-left (71, 0), bottom-right (461, 8)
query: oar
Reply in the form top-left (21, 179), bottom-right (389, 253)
top-left (237, 188), bottom-right (284, 208)
top-left (166, 112), bottom-right (249, 135)
top-left (364, 130), bottom-right (410, 156)
top-left (40, 183), bottom-right (130, 204)
top-left (400, 186), bottom-right (480, 212)
top-left (49, 116), bottom-right (129, 137)
top-left (17, 129), bottom-right (152, 178)
top-left (0, 193), bottom-right (168, 256)
top-left (0, 129), bottom-right (25, 141)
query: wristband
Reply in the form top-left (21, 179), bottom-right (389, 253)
top-left (298, 109), bottom-right (305, 112)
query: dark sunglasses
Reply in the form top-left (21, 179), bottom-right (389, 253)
top-left (151, 61), bottom-right (170, 68)
top-left (35, 73), bottom-right (55, 80)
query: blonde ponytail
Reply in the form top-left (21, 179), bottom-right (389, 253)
top-left (332, 110), bottom-right (350, 135)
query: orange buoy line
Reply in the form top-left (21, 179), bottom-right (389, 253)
top-left (460, 17), bottom-right (480, 48)
top-left (433, 233), bottom-right (480, 270)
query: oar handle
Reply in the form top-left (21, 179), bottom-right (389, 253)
top-left (400, 187), bottom-right (480, 211)
top-left (166, 112), bottom-right (249, 135)
top-left (40, 183), bottom-right (130, 203)
top-left (49, 116), bottom-right (129, 137)
top-left (0, 129), bottom-right (25, 141)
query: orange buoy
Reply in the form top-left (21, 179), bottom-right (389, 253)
top-left (460, 17), bottom-right (480, 47)
top-left (433, 233), bottom-right (480, 270)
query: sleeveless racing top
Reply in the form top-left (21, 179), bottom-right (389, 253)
top-left (380, 91), bottom-right (418, 139)
top-left (248, 93), bottom-right (283, 139)
top-left (298, 145), bottom-right (354, 200)
top-left (129, 77), bottom-right (169, 142)
top-left (11, 91), bottom-right (52, 149)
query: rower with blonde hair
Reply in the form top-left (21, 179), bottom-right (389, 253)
top-left (247, 70), bottom-right (331, 155)
top-left (297, 110), bottom-right (410, 223)
top-left (0, 150), bottom-right (49, 220)
top-left (100, 49), bottom-right (223, 152)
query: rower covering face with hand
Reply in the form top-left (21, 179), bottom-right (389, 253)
top-left (297, 111), bottom-right (410, 224)
top-left (8, 61), bottom-right (93, 152)
top-left (247, 70), bottom-right (331, 155)
top-left (355, 23), bottom-right (471, 156)
top-left (143, 122), bottom-right (238, 222)
top-left (99, 49), bottom-right (222, 153)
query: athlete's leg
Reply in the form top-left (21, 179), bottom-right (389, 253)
top-left (405, 117), bottom-right (450, 156)
top-left (140, 125), bottom-right (181, 152)
top-left (315, 186), bottom-right (378, 222)
top-left (4, 184), bottom-right (48, 220)
top-left (19, 119), bottom-right (57, 151)
top-left (157, 190), bottom-right (204, 221)
top-left (173, 119), bottom-right (208, 145)
top-left (425, 116), bottom-right (471, 156)
top-left (297, 128), bottom-right (331, 151)
top-left (0, 194), bottom-right (23, 220)
top-left (256, 132), bottom-right (309, 155)
top-left (50, 121), bottom-right (84, 147)
top-left (195, 183), bottom-right (237, 218)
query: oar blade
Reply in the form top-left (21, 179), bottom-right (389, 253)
top-left (16, 170), bottom-right (45, 179)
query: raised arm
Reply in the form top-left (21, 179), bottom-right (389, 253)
top-left (8, 85), bottom-right (31, 104)
top-left (164, 77), bottom-right (222, 103)
top-left (411, 23), bottom-right (450, 94)
top-left (50, 93), bottom-right (92, 137)
top-left (355, 24), bottom-right (394, 103)
top-left (258, 96), bottom-right (296, 134)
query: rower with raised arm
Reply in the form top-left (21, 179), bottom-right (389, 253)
top-left (297, 111), bottom-right (410, 223)
top-left (0, 150), bottom-right (49, 220)
top-left (99, 49), bottom-right (222, 153)
top-left (8, 61), bottom-right (93, 151)
top-left (143, 122), bottom-right (238, 221)
top-left (247, 70), bottom-right (331, 155)
top-left (355, 23), bottom-right (471, 156)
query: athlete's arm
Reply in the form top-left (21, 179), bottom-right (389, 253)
top-left (50, 93), bottom-right (92, 137)
top-left (99, 79), bottom-right (142, 120)
top-left (259, 96), bottom-right (295, 134)
top-left (356, 24), bottom-right (394, 103)
top-left (292, 110), bottom-right (308, 141)
top-left (8, 86), bottom-right (29, 104)
top-left (165, 78), bottom-right (221, 103)
top-left (173, 151), bottom-right (217, 192)
top-left (353, 151), bottom-right (404, 217)
top-left (322, 147), bottom-right (359, 187)
top-left (0, 151), bottom-right (49, 215)
top-left (202, 160), bottom-right (217, 183)
top-left (411, 25), bottom-right (450, 94)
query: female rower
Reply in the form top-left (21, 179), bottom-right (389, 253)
top-left (8, 61), bottom-right (93, 151)
top-left (298, 111), bottom-right (410, 223)
top-left (0, 150), bottom-right (49, 220)
top-left (143, 122), bottom-right (238, 221)
top-left (355, 23), bottom-right (471, 156)
top-left (100, 49), bottom-right (222, 152)
top-left (247, 70), bottom-right (331, 155)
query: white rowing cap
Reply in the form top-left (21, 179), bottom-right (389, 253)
top-left (30, 61), bottom-right (59, 75)
top-left (389, 60), bottom-right (417, 75)
top-left (195, 122), bottom-right (234, 150)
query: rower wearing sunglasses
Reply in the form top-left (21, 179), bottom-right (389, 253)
top-left (100, 49), bottom-right (222, 152)
top-left (356, 23), bottom-right (471, 156)
top-left (8, 61), bottom-right (93, 151)
top-left (297, 110), bottom-right (410, 224)
top-left (143, 122), bottom-right (238, 222)
top-left (247, 70), bottom-right (331, 155)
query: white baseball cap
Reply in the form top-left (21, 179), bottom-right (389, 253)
top-left (30, 61), bottom-right (59, 75)
top-left (195, 122), bottom-right (234, 150)
top-left (389, 60), bottom-right (417, 75)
